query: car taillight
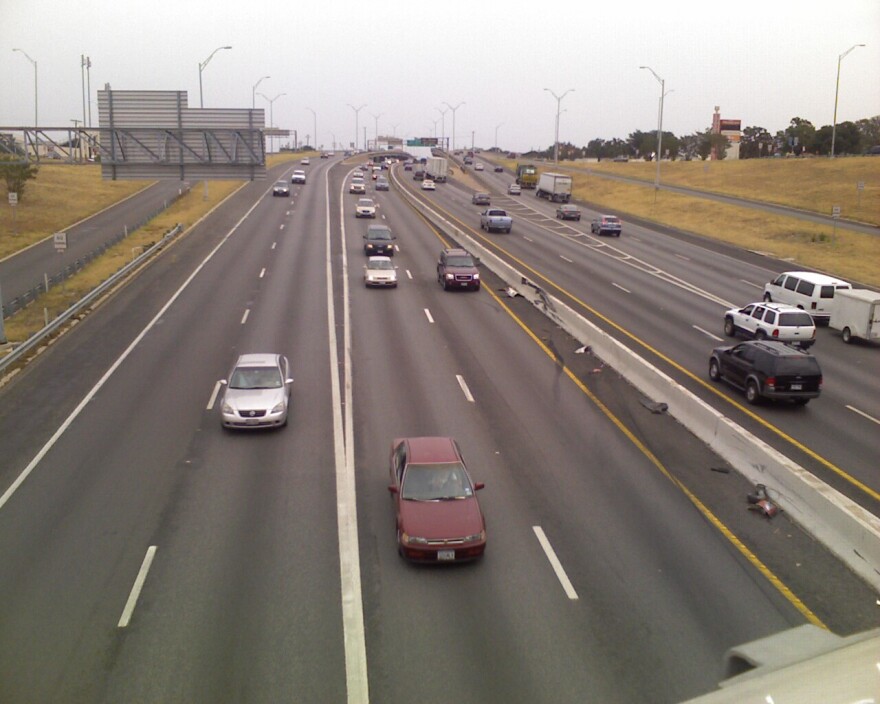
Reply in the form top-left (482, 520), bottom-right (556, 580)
top-left (765, 377), bottom-right (776, 389)
top-left (818, 376), bottom-right (823, 388)
top-left (772, 329), bottom-right (779, 338)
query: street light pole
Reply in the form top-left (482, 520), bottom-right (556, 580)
top-left (80, 55), bottom-right (90, 134)
top-left (12, 48), bottom-right (38, 128)
top-left (306, 107), bottom-right (317, 149)
top-left (543, 88), bottom-right (574, 164)
top-left (370, 112), bottom-right (383, 151)
top-left (258, 91), bottom-right (286, 153)
top-left (198, 45), bottom-right (232, 108)
top-left (435, 107), bottom-right (447, 151)
top-left (640, 66), bottom-right (665, 193)
top-left (831, 43), bottom-right (865, 158)
top-left (347, 103), bottom-right (366, 151)
top-left (495, 122), bottom-right (504, 151)
top-left (252, 75), bottom-right (270, 109)
top-left (443, 101), bottom-right (464, 153)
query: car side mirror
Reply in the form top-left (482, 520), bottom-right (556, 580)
top-left (388, 485), bottom-right (399, 494)
top-left (219, 379), bottom-right (228, 386)
top-left (285, 378), bottom-right (294, 385)
top-left (474, 482), bottom-right (485, 491)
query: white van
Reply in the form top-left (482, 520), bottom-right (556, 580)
top-left (763, 271), bottom-right (851, 325)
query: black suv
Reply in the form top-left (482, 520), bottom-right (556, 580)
top-left (363, 224), bottom-right (395, 256)
top-left (437, 248), bottom-right (480, 291)
top-left (708, 341), bottom-right (822, 405)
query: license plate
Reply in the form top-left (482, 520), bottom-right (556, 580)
top-left (245, 417), bottom-right (260, 424)
top-left (790, 384), bottom-right (802, 390)
top-left (437, 550), bottom-right (455, 561)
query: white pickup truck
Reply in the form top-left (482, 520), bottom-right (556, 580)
top-left (480, 208), bottom-right (512, 233)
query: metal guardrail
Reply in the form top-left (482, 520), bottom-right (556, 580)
top-left (0, 223), bottom-right (183, 375)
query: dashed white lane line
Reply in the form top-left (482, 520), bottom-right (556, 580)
top-left (612, 282), bottom-right (631, 294)
top-left (271, 242), bottom-right (277, 250)
top-left (847, 405), bottom-right (880, 425)
top-left (693, 325), bottom-right (723, 342)
top-left (118, 545), bottom-right (157, 628)
top-left (424, 308), bottom-right (434, 324)
top-left (406, 270), bottom-right (413, 279)
top-left (259, 267), bottom-right (266, 278)
top-left (280, 224), bottom-right (285, 230)
top-left (523, 236), bottom-right (534, 242)
top-left (456, 375), bottom-right (475, 403)
top-left (740, 279), bottom-right (761, 289)
top-left (675, 253), bottom-right (690, 261)
top-left (241, 309), bottom-right (250, 325)
top-left (559, 255), bottom-right (574, 263)
top-left (206, 381), bottom-right (222, 410)
top-left (533, 526), bottom-right (578, 600)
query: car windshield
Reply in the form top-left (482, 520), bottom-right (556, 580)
top-left (368, 259), bottom-right (394, 270)
top-left (275, 181), bottom-right (287, 187)
top-left (367, 229), bottom-right (391, 240)
top-left (230, 366), bottom-right (282, 389)
top-left (358, 199), bottom-right (374, 207)
top-left (401, 463), bottom-right (472, 500)
top-left (447, 255), bottom-right (475, 267)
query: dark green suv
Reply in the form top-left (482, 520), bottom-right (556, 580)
top-left (708, 341), bottom-right (822, 405)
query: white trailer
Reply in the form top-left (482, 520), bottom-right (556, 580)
top-left (426, 156), bottom-right (448, 183)
top-left (535, 172), bottom-right (572, 202)
top-left (829, 288), bottom-right (880, 343)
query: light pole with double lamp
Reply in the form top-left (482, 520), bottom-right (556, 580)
top-left (443, 101), bottom-right (464, 153)
top-left (639, 65), bottom-right (665, 193)
top-left (543, 88), bottom-right (573, 164)
top-left (12, 48), bottom-right (38, 128)
top-left (347, 103), bottom-right (366, 151)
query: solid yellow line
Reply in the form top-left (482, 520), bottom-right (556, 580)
top-left (485, 284), bottom-right (826, 628)
top-left (421, 194), bottom-right (878, 504)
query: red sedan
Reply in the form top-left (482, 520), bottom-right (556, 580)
top-left (388, 437), bottom-right (486, 562)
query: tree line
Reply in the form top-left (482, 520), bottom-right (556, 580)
top-left (524, 115), bottom-right (880, 161)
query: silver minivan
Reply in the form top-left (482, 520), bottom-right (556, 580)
top-left (762, 271), bottom-right (851, 325)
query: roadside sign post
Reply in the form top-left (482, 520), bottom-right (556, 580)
top-left (8, 192), bottom-right (17, 234)
top-left (831, 205), bottom-right (841, 243)
top-left (857, 181), bottom-right (864, 209)
top-left (53, 232), bottom-right (68, 252)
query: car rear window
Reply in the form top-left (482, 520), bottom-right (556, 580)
top-left (820, 285), bottom-right (837, 298)
top-left (778, 312), bottom-right (814, 326)
top-left (775, 357), bottom-right (821, 375)
top-left (604, 217), bottom-right (620, 224)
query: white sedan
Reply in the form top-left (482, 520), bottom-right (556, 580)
top-left (356, 198), bottom-right (377, 218)
top-left (300, 157), bottom-right (310, 165)
top-left (421, 179), bottom-right (436, 191)
top-left (364, 256), bottom-right (398, 288)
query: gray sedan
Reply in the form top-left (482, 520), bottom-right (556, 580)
top-left (220, 353), bottom-right (292, 429)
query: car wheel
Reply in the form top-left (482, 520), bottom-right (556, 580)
top-left (708, 358), bottom-right (721, 381)
top-left (842, 327), bottom-right (852, 343)
top-left (745, 380), bottom-right (761, 404)
top-left (763, 293), bottom-right (772, 302)
top-left (754, 329), bottom-right (767, 340)
top-left (723, 318), bottom-right (736, 336)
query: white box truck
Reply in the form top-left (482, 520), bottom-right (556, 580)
top-left (426, 156), bottom-right (448, 183)
top-left (829, 288), bottom-right (880, 343)
top-left (535, 172), bottom-right (572, 202)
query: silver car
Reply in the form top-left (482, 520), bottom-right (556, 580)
top-left (364, 256), bottom-right (398, 287)
top-left (220, 353), bottom-right (292, 429)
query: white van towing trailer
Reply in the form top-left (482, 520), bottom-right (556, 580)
top-left (425, 156), bottom-right (448, 183)
top-left (535, 172), bottom-right (572, 202)
top-left (829, 288), bottom-right (880, 343)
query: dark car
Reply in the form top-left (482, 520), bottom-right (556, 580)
top-left (363, 224), bottom-right (395, 256)
top-left (591, 214), bottom-right (622, 236)
top-left (556, 204), bottom-right (581, 221)
top-left (471, 192), bottom-right (491, 206)
top-left (375, 177), bottom-right (390, 191)
top-left (404, 163), bottom-right (413, 171)
top-left (437, 247), bottom-right (480, 291)
top-left (494, 165), bottom-right (503, 173)
top-left (272, 181), bottom-right (290, 197)
top-left (708, 340), bottom-right (822, 405)
top-left (413, 169), bottom-right (425, 180)
top-left (388, 437), bottom-right (486, 562)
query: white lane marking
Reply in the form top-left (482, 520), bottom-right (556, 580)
top-left (846, 405), bottom-right (880, 425)
top-left (330, 165), bottom-right (370, 702)
top-left (675, 253), bottom-right (691, 261)
top-left (241, 309), bottom-right (250, 325)
top-left (206, 381), bottom-right (222, 410)
top-left (559, 255), bottom-right (573, 263)
top-left (394, 244), bottom-right (400, 252)
top-left (693, 325), bottom-right (723, 341)
top-left (0, 180), bottom-right (259, 513)
top-left (286, 210), bottom-right (291, 216)
top-left (523, 236), bottom-right (534, 242)
top-left (406, 270), bottom-right (413, 279)
top-left (612, 282), bottom-right (631, 294)
top-left (456, 375), bottom-right (475, 403)
top-left (271, 242), bottom-right (277, 250)
top-left (280, 224), bottom-right (285, 230)
top-left (259, 268), bottom-right (266, 278)
top-left (424, 308), bottom-right (435, 324)
top-left (532, 526), bottom-right (578, 600)
top-left (118, 545), bottom-right (157, 628)
top-left (740, 279), bottom-right (762, 289)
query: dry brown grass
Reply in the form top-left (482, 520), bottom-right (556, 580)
top-left (493, 156), bottom-right (880, 286)
top-left (3, 180), bottom-right (243, 343)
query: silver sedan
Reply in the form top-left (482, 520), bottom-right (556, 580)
top-left (220, 353), bottom-right (292, 429)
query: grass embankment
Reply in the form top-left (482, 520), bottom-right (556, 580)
top-left (493, 156), bottom-right (880, 287)
top-left (1, 151), bottom-right (316, 344)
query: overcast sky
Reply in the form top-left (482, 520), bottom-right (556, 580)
top-left (3, 0), bottom-right (879, 152)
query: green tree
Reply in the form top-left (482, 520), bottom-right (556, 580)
top-left (813, 122), bottom-right (862, 155)
top-left (740, 126), bottom-right (774, 158)
top-left (0, 157), bottom-right (39, 201)
top-left (855, 116), bottom-right (880, 151)
top-left (782, 117), bottom-right (815, 155)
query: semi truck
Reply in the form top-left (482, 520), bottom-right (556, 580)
top-left (515, 163), bottom-right (538, 189)
top-left (426, 156), bottom-right (448, 183)
top-left (829, 288), bottom-right (880, 343)
top-left (535, 172), bottom-right (572, 202)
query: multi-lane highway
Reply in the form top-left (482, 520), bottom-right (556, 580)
top-left (0, 154), bottom-right (876, 703)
